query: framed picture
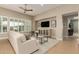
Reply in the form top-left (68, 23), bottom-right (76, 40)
top-left (51, 20), bottom-right (56, 28)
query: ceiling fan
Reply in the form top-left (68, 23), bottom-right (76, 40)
top-left (19, 4), bottom-right (33, 13)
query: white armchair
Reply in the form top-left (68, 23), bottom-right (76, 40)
top-left (8, 31), bottom-right (39, 54)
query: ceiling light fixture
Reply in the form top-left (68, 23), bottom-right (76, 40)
top-left (19, 4), bottom-right (33, 13)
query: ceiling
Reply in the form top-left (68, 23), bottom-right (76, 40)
top-left (0, 4), bottom-right (62, 16)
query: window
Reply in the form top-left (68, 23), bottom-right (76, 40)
top-left (21, 20), bottom-right (25, 31)
top-left (0, 16), bottom-right (8, 33)
top-left (25, 20), bottom-right (31, 32)
top-left (14, 19), bottom-right (18, 31)
top-left (10, 19), bottom-right (15, 31)
top-left (0, 16), bottom-right (32, 33)
top-left (2, 17), bottom-right (8, 32)
top-left (19, 20), bottom-right (24, 32)
top-left (0, 16), bottom-right (1, 32)
top-left (27, 20), bottom-right (32, 32)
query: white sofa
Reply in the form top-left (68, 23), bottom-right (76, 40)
top-left (8, 31), bottom-right (39, 54)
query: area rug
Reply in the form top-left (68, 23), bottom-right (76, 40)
top-left (33, 38), bottom-right (59, 54)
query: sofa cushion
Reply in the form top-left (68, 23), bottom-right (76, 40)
top-left (24, 34), bottom-right (31, 40)
top-left (20, 35), bottom-right (26, 43)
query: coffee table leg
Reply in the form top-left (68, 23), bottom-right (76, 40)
top-left (46, 37), bottom-right (48, 42)
top-left (40, 38), bottom-right (43, 44)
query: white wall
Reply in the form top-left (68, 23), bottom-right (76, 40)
top-left (78, 11), bottom-right (79, 37)
top-left (34, 5), bottom-right (79, 40)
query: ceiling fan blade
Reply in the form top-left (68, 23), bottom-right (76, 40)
top-left (19, 4), bottom-right (33, 13)
top-left (24, 11), bottom-right (26, 13)
top-left (25, 9), bottom-right (33, 11)
top-left (19, 7), bottom-right (25, 10)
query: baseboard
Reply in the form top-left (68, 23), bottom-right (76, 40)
top-left (0, 37), bottom-right (8, 40)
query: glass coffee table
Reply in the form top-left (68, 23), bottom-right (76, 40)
top-left (44, 35), bottom-right (50, 42)
top-left (38, 35), bottom-right (44, 44)
top-left (38, 35), bottom-right (50, 44)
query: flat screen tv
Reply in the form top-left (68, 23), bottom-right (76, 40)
top-left (41, 21), bottom-right (50, 27)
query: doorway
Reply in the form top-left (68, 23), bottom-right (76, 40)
top-left (71, 19), bottom-right (78, 36)
top-left (62, 12), bottom-right (78, 40)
